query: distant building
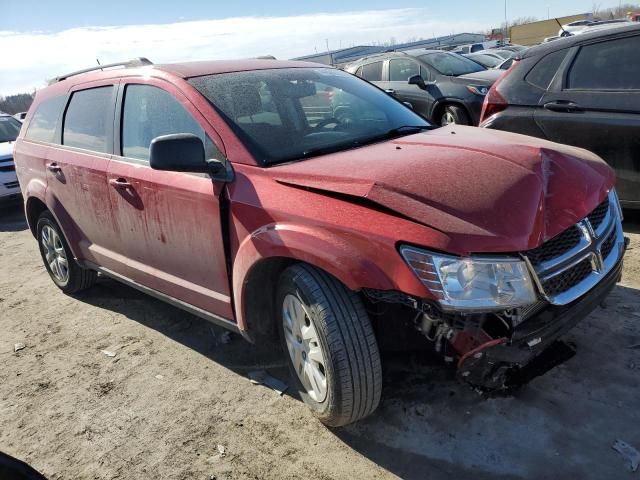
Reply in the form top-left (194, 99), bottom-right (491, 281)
top-left (510, 13), bottom-right (592, 45)
top-left (292, 33), bottom-right (486, 67)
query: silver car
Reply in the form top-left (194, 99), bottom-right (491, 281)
top-left (0, 114), bottom-right (21, 201)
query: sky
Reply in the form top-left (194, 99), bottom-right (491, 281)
top-left (0, 0), bottom-right (629, 95)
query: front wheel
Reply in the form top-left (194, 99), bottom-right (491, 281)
top-left (277, 264), bottom-right (382, 426)
top-left (440, 105), bottom-right (470, 126)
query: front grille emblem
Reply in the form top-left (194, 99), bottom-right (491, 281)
top-left (577, 219), bottom-right (604, 273)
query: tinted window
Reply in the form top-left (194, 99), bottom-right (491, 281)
top-left (525, 50), bottom-right (568, 90)
top-left (568, 37), bottom-right (640, 90)
top-left (418, 52), bottom-right (485, 76)
top-left (24, 96), bottom-right (65, 143)
top-left (63, 87), bottom-right (113, 152)
top-left (0, 116), bottom-right (22, 143)
top-left (389, 59), bottom-right (420, 81)
top-left (361, 62), bottom-right (383, 82)
top-left (122, 85), bottom-right (220, 161)
top-left (190, 68), bottom-right (429, 165)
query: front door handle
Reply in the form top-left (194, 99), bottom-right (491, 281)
top-left (46, 163), bottom-right (61, 173)
top-left (543, 101), bottom-right (583, 113)
top-left (385, 89), bottom-right (396, 95)
top-left (109, 178), bottom-right (132, 188)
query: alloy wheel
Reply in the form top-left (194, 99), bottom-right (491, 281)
top-left (41, 225), bottom-right (69, 284)
top-left (441, 111), bottom-right (456, 126)
top-left (282, 293), bottom-right (328, 402)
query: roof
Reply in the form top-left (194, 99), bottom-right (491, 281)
top-left (522, 22), bottom-right (640, 58)
top-left (152, 59), bottom-right (327, 78)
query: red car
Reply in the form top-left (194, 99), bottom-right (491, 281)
top-left (14, 58), bottom-right (627, 426)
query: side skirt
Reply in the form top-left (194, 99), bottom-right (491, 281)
top-left (82, 261), bottom-right (244, 337)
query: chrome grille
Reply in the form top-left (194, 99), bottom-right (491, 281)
top-left (523, 191), bottom-right (624, 306)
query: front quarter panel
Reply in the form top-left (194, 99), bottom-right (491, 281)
top-left (229, 164), bottom-right (453, 332)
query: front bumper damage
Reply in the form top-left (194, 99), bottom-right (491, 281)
top-left (457, 256), bottom-right (623, 391)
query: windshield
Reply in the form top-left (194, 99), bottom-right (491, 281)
top-left (468, 54), bottom-right (501, 68)
top-left (0, 116), bottom-right (21, 143)
top-left (189, 67), bottom-right (430, 165)
top-left (419, 52), bottom-right (486, 76)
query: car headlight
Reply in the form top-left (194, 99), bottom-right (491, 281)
top-left (400, 246), bottom-right (538, 311)
top-left (467, 85), bottom-right (489, 96)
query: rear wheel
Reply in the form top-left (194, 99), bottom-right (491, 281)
top-left (277, 264), bottom-right (382, 426)
top-left (37, 211), bottom-right (96, 293)
top-left (440, 104), bottom-right (470, 126)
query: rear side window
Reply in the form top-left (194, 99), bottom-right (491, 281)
top-left (360, 62), bottom-right (383, 82)
top-left (567, 36), bottom-right (640, 90)
top-left (121, 84), bottom-right (220, 161)
top-left (389, 59), bottom-right (420, 81)
top-left (525, 50), bottom-right (568, 90)
top-left (24, 96), bottom-right (65, 143)
top-left (63, 86), bottom-right (114, 153)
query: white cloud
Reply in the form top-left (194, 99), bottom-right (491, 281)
top-left (0, 8), bottom-right (485, 95)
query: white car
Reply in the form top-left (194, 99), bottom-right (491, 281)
top-left (0, 114), bottom-right (21, 201)
top-left (558, 20), bottom-right (594, 37)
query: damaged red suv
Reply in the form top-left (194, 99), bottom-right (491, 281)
top-left (14, 58), bottom-right (627, 426)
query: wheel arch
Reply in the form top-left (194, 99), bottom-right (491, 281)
top-left (431, 98), bottom-right (471, 124)
top-left (232, 225), bottom-right (396, 342)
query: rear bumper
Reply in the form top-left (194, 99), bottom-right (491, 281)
top-left (458, 255), bottom-right (625, 390)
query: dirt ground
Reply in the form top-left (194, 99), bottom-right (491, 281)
top-left (1, 200), bottom-right (639, 480)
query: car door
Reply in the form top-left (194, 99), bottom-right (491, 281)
top-left (46, 81), bottom-right (122, 268)
top-left (534, 34), bottom-right (640, 205)
top-left (106, 79), bottom-right (233, 319)
top-left (385, 57), bottom-right (434, 118)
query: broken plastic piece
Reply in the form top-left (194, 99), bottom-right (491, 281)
top-left (248, 370), bottom-right (288, 395)
top-left (612, 439), bottom-right (640, 472)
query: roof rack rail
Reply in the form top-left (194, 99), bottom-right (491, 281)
top-left (48, 57), bottom-right (153, 85)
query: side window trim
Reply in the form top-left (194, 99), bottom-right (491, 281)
top-left (61, 84), bottom-right (117, 155)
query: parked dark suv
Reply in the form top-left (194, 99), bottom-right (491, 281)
top-left (346, 50), bottom-right (502, 126)
top-left (480, 23), bottom-right (640, 208)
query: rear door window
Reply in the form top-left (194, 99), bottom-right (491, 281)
top-left (24, 96), bottom-right (66, 143)
top-left (121, 84), bottom-right (220, 161)
top-left (63, 86), bottom-right (114, 153)
top-left (389, 59), bottom-right (421, 82)
top-left (525, 50), bottom-right (568, 90)
top-left (567, 36), bottom-right (640, 90)
top-left (360, 62), bottom-right (383, 82)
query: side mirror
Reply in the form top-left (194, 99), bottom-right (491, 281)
top-left (408, 74), bottom-right (427, 90)
top-left (150, 133), bottom-right (207, 172)
top-left (150, 133), bottom-right (230, 180)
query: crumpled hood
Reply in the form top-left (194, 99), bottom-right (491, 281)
top-left (271, 126), bottom-right (615, 254)
top-left (0, 141), bottom-right (14, 160)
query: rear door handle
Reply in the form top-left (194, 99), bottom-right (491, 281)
top-left (385, 89), bottom-right (396, 95)
top-left (46, 163), bottom-right (61, 173)
top-left (543, 101), bottom-right (583, 113)
top-left (109, 178), bottom-right (132, 188)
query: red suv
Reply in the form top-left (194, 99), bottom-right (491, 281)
top-left (14, 58), bottom-right (627, 426)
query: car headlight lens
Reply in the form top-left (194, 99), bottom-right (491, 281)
top-left (400, 246), bottom-right (538, 311)
top-left (467, 85), bottom-right (489, 96)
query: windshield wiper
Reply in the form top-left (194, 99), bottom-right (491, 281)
top-left (383, 125), bottom-right (432, 137)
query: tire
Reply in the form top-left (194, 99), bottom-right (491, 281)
top-left (440, 104), bottom-right (470, 126)
top-left (277, 264), bottom-right (382, 427)
top-left (36, 211), bottom-right (97, 294)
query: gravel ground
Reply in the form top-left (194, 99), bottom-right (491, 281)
top-left (1, 200), bottom-right (639, 480)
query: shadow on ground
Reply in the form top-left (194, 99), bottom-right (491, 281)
top-left (0, 200), bottom-right (27, 232)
